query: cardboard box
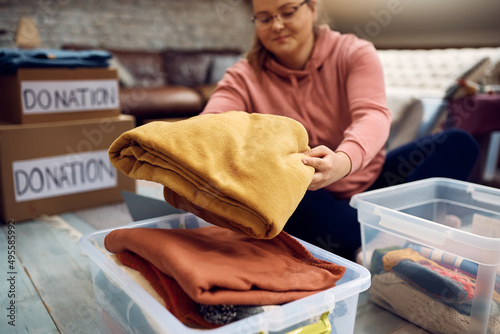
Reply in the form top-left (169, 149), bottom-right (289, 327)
top-left (0, 68), bottom-right (121, 124)
top-left (0, 115), bottom-right (136, 222)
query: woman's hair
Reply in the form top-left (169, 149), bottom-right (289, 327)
top-left (246, 0), bottom-right (327, 75)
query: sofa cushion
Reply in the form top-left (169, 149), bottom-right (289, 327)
top-left (120, 85), bottom-right (204, 119)
top-left (385, 90), bottom-right (424, 150)
top-left (162, 50), bottom-right (243, 87)
top-left (110, 49), bottom-right (167, 88)
top-left (162, 51), bottom-right (213, 87)
top-left (207, 54), bottom-right (242, 84)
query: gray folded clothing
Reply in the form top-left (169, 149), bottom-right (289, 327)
top-left (196, 303), bottom-right (279, 325)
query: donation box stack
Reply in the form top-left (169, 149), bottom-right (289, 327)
top-left (0, 54), bottom-right (135, 222)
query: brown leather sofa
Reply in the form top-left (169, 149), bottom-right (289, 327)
top-left (64, 45), bottom-right (242, 125)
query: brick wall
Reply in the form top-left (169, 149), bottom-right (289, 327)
top-left (0, 0), bottom-right (255, 52)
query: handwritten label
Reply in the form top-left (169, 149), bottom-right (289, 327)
top-left (21, 79), bottom-right (119, 114)
top-left (13, 150), bottom-right (117, 202)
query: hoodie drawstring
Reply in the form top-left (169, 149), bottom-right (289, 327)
top-left (310, 59), bottom-right (332, 120)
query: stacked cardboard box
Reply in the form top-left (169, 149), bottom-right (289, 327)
top-left (0, 67), bottom-right (135, 222)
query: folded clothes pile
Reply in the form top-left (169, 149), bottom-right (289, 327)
top-left (369, 246), bottom-right (500, 333)
top-left (106, 111), bottom-right (345, 328)
top-left (0, 48), bottom-right (112, 74)
top-left (105, 225), bottom-right (347, 328)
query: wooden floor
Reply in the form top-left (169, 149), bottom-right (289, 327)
top-left (0, 201), bottom-right (430, 334)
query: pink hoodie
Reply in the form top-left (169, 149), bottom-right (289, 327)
top-left (202, 26), bottom-right (391, 198)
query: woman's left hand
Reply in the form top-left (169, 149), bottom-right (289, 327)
top-left (302, 146), bottom-right (352, 190)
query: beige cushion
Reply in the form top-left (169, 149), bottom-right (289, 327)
top-left (385, 90), bottom-right (424, 150)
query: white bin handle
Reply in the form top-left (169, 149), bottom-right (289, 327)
top-left (379, 214), bottom-right (447, 245)
top-left (468, 185), bottom-right (500, 206)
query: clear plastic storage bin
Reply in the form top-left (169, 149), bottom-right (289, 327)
top-left (350, 177), bottom-right (500, 334)
top-left (79, 213), bottom-right (371, 334)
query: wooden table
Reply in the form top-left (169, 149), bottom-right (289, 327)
top-left (0, 210), bottom-right (429, 333)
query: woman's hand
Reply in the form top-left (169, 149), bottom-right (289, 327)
top-left (302, 146), bottom-right (352, 190)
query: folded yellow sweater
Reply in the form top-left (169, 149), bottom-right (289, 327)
top-left (108, 111), bottom-right (314, 239)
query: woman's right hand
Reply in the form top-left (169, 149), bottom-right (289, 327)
top-left (302, 146), bottom-right (352, 190)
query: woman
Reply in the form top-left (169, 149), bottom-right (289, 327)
top-left (202, 0), bottom-right (478, 260)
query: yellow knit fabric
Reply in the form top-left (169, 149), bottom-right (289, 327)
top-left (108, 111), bottom-right (314, 239)
top-left (382, 248), bottom-right (427, 272)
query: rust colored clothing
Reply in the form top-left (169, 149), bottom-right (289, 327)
top-left (105, 225), bottom-right (346, 307)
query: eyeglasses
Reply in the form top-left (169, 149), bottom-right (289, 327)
top-left (251, 0), bottom-right (310, 30)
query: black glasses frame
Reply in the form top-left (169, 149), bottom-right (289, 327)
top-left (251, 0), bottom-right (310, 25)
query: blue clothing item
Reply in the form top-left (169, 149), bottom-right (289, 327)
top-left (283, 128), bottom-right (479, 261)
top-left (0, 48), bottom-right (112, 74)
top-left (371, 247), bottom-right (474, 316)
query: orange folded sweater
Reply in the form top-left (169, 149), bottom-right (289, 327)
top-left (116, 251), bottom-right (220, 329)
top-left (105, 225), bottom-right (346, 306)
